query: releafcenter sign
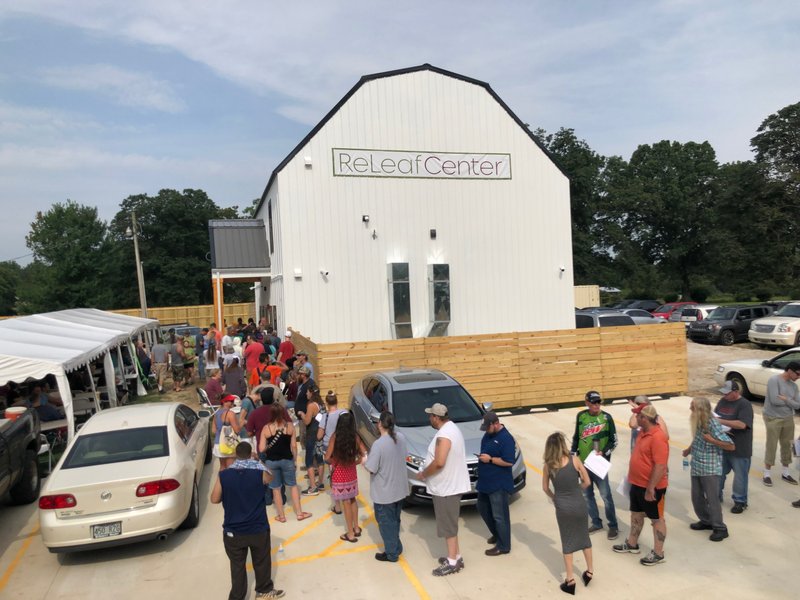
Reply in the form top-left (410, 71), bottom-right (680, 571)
top-left (331, 148), bottom-right (512, 180)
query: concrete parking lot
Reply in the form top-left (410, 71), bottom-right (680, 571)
top-left (2, 340), bottom-right (798, 599)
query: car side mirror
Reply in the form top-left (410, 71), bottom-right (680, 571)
top-left (762, 360), bottom-right (770, 368)
top-left (482, 402), bottom-right (494, 411)
top-left (198, 410), bottom-right (211, 418)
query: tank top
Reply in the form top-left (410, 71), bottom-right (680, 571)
top-left (264, 425), bottom-right (293, 461)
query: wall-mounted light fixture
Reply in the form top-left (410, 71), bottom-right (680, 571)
top-left (430, 228), bottom-right (437, 240)
top-left (304, 156), bottom-right (312, 168)
top-left (362, 215), bottom-right (370, 223)
top-left (293, 268), bottom-right (303, 279)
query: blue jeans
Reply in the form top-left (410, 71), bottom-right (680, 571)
top-left (476, 490), bottom-right (511, 552)
top-left (374, 500), bottom-right (404, 560)
top-left (583, 470), bottom-right (618, 529)
top-left (719, 453), bottom-right (750, 505)
top-left (197, 353), bottom-right (205, 380)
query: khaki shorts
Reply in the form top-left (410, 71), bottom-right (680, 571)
top-left (153, 362), bottom-right (168, 381)
top-left (432, 494), bottom-right (462, 538)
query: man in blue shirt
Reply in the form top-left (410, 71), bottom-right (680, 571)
top-left (476, 412), bottom-right (516, 556)
top-left (210, 442), bottom-right (284, 600)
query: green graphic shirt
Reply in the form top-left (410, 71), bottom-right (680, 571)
top-left (570, 409), bottom-right (618, 462)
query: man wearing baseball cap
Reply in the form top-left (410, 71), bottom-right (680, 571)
top-left (571, 390), bottom-right (619, 540)
top-left (715, 380), bottom-right (753, 513)
top-left (762, 361), bottom-right (800, 487)
top-left (613, 403), bottom-right (669, 566)
top-left (416, 403), bottom-right (470, 576)
top-left (476, 411), bottom-right (516, 556)
top-left (277, 330), bottom-right (294, 364)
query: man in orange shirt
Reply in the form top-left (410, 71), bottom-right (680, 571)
top-left (612, 404), bottom-right (669, 566)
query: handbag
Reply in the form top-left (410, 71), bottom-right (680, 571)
top-left (217, 410), bottom-right (239, 456)
top-left (314, 413), bottom-right (328, 461)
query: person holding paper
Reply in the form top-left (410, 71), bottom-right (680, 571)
top-left (571, 390), bottom-right (619, 540)
top-left (682, 397), bottom-right (734, 542)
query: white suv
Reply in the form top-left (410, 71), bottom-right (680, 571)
top-left (749, 302), bottom-right (800, 347)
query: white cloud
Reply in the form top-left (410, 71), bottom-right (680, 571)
top-left (39, 63), bottom-right (185, 112)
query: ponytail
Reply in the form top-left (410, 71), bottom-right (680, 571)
top-left (379, 411), bottom-right (397, 443)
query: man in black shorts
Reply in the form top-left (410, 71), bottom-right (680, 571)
top-left (612, 404), bottom-right (669, 566)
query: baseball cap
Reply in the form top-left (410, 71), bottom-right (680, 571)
top-left (221, 394), bottom-right (237, 404)
top-left (285, 330), bottom-right (292, 338)
top-left (480, 411), bottom-right (499, 431)
top-left (719, 380), bottom-right (739, 395)
top-left (786, 361), bottom-right (800, 373)
top-left (638, 404), bottom-right (658, 420)
top-left (424, 403), bottom-right (448, 417)
top-left (296, 350), bottom-right (308, 357)
top-left (585, 390), bottom-right (602, 404)
top-left (297, 365), bottom-right (310, 375)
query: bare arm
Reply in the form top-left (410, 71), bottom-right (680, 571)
top-left (418, 437), bottom-right (451, 480)
top-left (210, 475), bottom-right (222, 504)
top-left (325, 433), bottom-right (336, 463)
top-left (574, 455), bottom-right (591, 489)
top-left (645, 464), bottom-right (667, 500)
top-left (541, 464), bottom-right (554, 499)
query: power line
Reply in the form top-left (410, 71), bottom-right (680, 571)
top-left (1, 252), bottom-right (33, 262)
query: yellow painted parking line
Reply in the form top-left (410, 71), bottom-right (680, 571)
top-left (0, 523), bottom-right (39, 593)
top-left (270, 510), bottom-right (333, 555)
top-left (277, 543), bottom-right (380, 566)
top-left (525, 460), bottom-right (542, 475)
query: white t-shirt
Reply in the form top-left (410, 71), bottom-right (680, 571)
top-left (424, 420), bottom-right (470, 497)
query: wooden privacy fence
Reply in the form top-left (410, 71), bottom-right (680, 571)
top-left (296, 323), bottom-right (687, 410)
top-left (111, 303), bottom-right (255, 327)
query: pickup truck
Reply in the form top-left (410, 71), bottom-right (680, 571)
top-left (0, 408), bottom-right (42, 504)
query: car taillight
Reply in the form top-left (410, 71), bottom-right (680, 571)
top-left (39, 494), bottom-right (77, 509)
top-left (136, 479), bottom-right (181, 497)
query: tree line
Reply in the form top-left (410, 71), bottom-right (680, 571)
top-left (0, 101), bottom-right (797, 316)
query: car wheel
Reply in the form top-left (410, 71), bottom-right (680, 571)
top-left (180, 480), bottom-right (200, 529)
top-left (720, 330), bottom-right (735, 346)
top-left (729, 374), bottom-right (750, 400)
top-left (10, 449), bottom-right (40, 505)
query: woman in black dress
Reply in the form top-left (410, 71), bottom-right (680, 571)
top-left (542, 432), bottom-right (594, 595)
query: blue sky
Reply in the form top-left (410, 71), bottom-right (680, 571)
top-left (1, 0), bottom-right (798, 264)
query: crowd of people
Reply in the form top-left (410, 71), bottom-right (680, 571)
top-left (141, 318), bottom-right (800, 599)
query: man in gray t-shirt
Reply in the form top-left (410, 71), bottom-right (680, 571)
top-left (762, 361), bottom-right (800, 487)
top-left (364, 413), bottom-right (409, 562)
top-left (150, 339), bottom-right (170, 394)
top-left (715, 381), bottom-right (753, 513)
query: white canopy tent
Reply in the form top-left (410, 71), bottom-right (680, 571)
top-left (0, 308), bottom-right (159, 441)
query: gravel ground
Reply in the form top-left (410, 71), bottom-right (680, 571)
top-left (686, 337), bottom-right (776, 399)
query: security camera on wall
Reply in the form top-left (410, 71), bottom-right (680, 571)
top-left (320, 269), bottom-right (329, 277)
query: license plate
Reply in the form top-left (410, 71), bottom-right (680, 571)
top-left (92, 521), bottom-right (122, 539)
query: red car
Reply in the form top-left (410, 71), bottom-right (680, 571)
top-left (651, 301), bottom-right (697, 320)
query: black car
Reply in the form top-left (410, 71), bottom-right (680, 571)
top-left (688, 305), bottom-right (774, 346)
top-left (609, 299), bottom-right (660, 312)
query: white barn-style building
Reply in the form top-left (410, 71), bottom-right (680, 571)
top-left (253, 64), bottom-right (574, 344)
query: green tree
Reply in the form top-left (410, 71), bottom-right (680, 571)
top-left (751, 101), bottom-right (800, 189)
top-left (533, 128), bottom-right (608, 284)
top-left (0, 261), bottom-right (21, 315)
top-left (604, 141), bottom-right (719, 295)
top-left (108, 189), bottom-right (240, 308)
top-left (20, 201), bottom-right (114, 312)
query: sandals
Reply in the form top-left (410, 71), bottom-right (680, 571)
top-left (354, 527), bottom-right (363, 538)
top-left (296, 512), bottom-right (312, 521)
top-left (330, 506), bottom-right (342, 515)
top-left (339, 533), bottom-right (358, 543)
top-left (274, 515), bottom-right (286, 523)
top-left (582, 571), bottom-right (593, 587)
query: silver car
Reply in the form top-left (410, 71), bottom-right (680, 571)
top-left (349, 369), bottom-right (527, 504)
top-left (620, 308), bottom-right (668, 325)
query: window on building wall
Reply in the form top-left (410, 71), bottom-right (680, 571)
top-left (388, 263), bottom-right (412, 339)
top-left (428, 264), bottom-right (450, 337)
top-left (267, 200), bottom-right (274, 254)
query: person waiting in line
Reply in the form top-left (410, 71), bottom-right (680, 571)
top-left (204, 339), bottom-right (221, 378)
top-left (258, 403), bottom-right (312, 522)
top-left (325, 411), bottom-right (367, 543)
top-left (212, 395), bottom-right (244, 471)
top-left (363, 411), bottom-right (409, 563)
top-left (298, 384), bottom-right (323, 496)
top-left (543, 431), bottom-right (594, 595)
top-left (222, 357), bottom-right (247, 399)
top-left (628, 395), bottom-right (670, 450)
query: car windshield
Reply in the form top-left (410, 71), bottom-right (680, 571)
top-left (62, 426), bottom-right (169, 469)
top-left (653, 304), bottom-right (673, 313)
top-left (707, 308), bottom-right (736, 321)
top-left (392, 386), bottom-right (483, 427)
top-left (774, 305), bottom-right (800, 318)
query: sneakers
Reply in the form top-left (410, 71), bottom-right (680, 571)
top-left (763, 476), bottom-right (773, 487)
top-left (792, 499), bottom-right (800, 508)
top-left (375, 552), bottom-right (398, 562)
top-left (612, 540), bottom-right (640, 554)
top-left (607, 527), bottom-right (619, 540)
top-left (587, 524), bottom-right (603, 534)
top-left (432, 558), bottom-right (464, 576)
top-left (438, 556), bottom-right (466, 567)
top-left (709, 529), bottom-right (729, 542)
top-left (731, 503), bottom-right (747, 514)
top-left (782, 474), bottom-right (798, 485)
top-left (256, 591), bottom-right (285, 599)
top-left (639, 550), bottom-right (665, 566)
top-left (301, 487), bottom-right (319, 496)
top-left (690, 521), bottom-right (713, 531)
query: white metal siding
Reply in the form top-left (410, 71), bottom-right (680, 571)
top-left (270, 70), bottom-right (573, 344)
